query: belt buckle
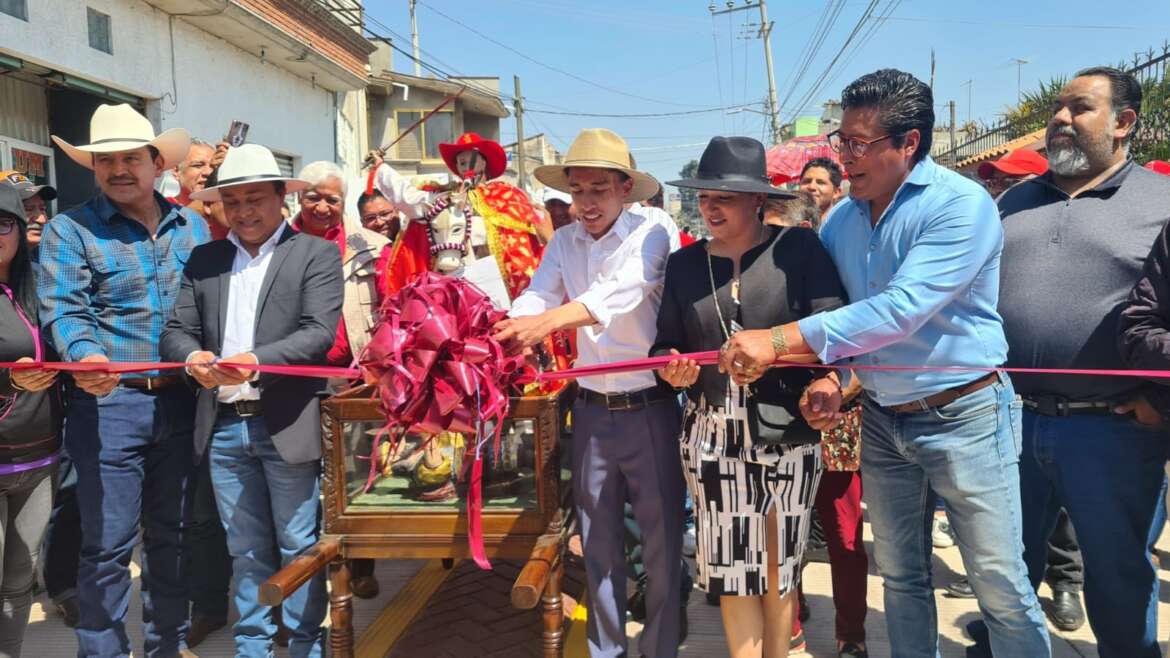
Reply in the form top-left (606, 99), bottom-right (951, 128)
top-left (236, 403), bottom-right (257, 418)
top-left (605, 393), bottom-right (633, 412)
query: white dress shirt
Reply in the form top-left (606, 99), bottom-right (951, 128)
top-left (216, 223), bottom-right (286, 403)
top-left (510, 209), bottom-right (672, 393)
top-left (627, 202), bottom-right (682, 252)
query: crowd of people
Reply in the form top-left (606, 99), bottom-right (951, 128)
top-left (0, 62), bottom-right (1169, 658)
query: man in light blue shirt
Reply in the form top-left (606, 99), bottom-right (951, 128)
top-left (720, 69), bottom-right (1049, 657)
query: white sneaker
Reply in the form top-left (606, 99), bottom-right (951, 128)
top-left (682, 527), bottom-right (697, 557)
top-left (932, 516), bottom-right (955, 548)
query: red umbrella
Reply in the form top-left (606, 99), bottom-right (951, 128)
top-left (765, 135), bottom-right (846, 184)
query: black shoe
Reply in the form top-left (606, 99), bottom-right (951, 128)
top-left (964, 619), bottom-right (991, 658)
top-left (1046, 590), bottom-right (1085, 631)
top-left (945, 577), bottom-right (976, 599)
top-left (839, 642), bottom-right (868, 658)
top-left (351, 574), bottom-right (380, 600)
top-left (186, 614), bottom-right (228, 649)
top-left (627, 588), bottom-right (647, 622)
top-left (54, 597), bottom-right (80, 628)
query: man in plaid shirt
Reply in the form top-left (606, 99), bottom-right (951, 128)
top-left (39, 104), bottom-right (210, 657)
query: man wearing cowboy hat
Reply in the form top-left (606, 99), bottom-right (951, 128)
top-left (494, 128), bottom-right (685, 658)
top-left (161, 143), bottom-right (342, 658)
top-left (38, 103), bottom-right (211, 657)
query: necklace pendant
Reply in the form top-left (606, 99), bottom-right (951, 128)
top-left (731, 279), bottom-right (740, 302)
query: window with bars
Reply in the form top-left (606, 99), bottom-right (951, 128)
top-left (87, 7), bottom-right (112, 54)
top-left (394, 110), bottom-right (454, 160)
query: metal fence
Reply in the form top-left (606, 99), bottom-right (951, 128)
top-left (933, 44), bottom-right (1170, 168)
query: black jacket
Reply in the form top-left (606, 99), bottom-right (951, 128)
top-left (1117, 218), bottom-right (1170, 418)
top-left (159, 227), bottom-right (343, 464)
top-left (651, 226), bottom-right (847, 443)
top-left (0, 294), bottom-right (61, 465)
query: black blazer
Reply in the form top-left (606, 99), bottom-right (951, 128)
top-left (160, 227), bottom-right (343, 463)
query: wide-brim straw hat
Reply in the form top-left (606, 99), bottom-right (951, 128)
top-left (668, 136), bottom-right (795, 198)
top-left (534, 129), bottom-right (659, 203)
top-left (51, 103), bottom-right (191, 171)
top-left (190, 144), bottom-right (310, 202)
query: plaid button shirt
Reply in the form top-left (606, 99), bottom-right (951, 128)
top-left (37, 192), bottom-right (210, 372)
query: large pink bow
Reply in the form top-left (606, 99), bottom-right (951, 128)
top-left (359, 272), bottom-right (528, 569)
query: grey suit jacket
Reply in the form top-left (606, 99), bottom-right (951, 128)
top-left (160, 227), bottom-right (343, 464)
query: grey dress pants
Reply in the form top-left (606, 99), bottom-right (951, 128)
top-left (571, 395), bottom-right (684, 658)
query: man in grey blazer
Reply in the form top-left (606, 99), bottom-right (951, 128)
top-left (160, 144), bottom-right (343, 658)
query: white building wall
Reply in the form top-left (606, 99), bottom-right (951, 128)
top-left (1, 0), bottom-right (338, 169)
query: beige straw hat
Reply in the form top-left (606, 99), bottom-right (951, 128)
top-left (51, 104), bottom-right (191, 170)
top-left (534, 128), bottom-right (659, 202)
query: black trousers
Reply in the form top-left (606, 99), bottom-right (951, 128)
top-left (1044, 508), bottom-right (1083, 593)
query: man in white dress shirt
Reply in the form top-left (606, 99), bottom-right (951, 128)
top-left (160, 144), bottom-right (343, 658)
top-left (494, 129), bottom-right (684, 658)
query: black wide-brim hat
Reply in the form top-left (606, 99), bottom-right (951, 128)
top-left (668, 136), bottom-right (795, 198)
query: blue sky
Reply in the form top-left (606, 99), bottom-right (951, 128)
top-left (364, 0), bottom-right (1170, 188)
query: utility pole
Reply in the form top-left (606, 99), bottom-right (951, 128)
top-left (1012, 57), bottom-right (1029, 102)
top-left (409, 0), bottom-right (421, 76)
top-left (710, 1), bottom-right (782, 145)
top-left (513, 75), bottom-right (527, 190)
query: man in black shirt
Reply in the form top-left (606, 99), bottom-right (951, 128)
top-left (999, 66), bottom-right (1170, 657)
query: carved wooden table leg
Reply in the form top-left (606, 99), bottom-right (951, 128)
top-left (541, 557), bottom-right (564, 658)
top-left (329, 559), bottom-right (354, 658)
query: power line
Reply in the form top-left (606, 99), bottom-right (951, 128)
top-left (526, 102), bottom-right (766, 119)
top-left (417, 1), bottom-right (703, 108)
top-left (783, 0), bottom-right (883, 125)
top-left (776, 0), bottom-right (846, 117)
top-left (886, 16), bottom-right (1169, 31)
top-left (711, 15), bottom-right (727, 133)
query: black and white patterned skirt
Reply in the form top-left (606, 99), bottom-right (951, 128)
top-left (680, 387), bottom-right (823, 597)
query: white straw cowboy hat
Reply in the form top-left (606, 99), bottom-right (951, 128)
top-left (534, 128), bottom-right (659, 202)
top-left (190, 144), bottom-right (310, 202)
top-left (51, 104), bottom-right (191, 171)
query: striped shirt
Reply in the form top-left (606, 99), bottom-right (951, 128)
top-left (37, 192), bottom-right (210, 372)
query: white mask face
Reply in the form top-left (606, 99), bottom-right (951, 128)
top-left (428, 205), bottom-right (467, 273)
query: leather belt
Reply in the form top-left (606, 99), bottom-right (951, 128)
top-left (121, 375), bottom-right (183, 392)
top-left (1022, 395), bottom-right (1113, 417)
top-left (578, 385), bottom-right (674, 412)
top-left (220, 399), bottom-right (263, 418)
top-left (884, 372), bottom-right (999, 414)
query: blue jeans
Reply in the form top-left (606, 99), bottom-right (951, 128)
top-left (1019, 411), bottom-right (1168, 658)
top-left (65, 385), bottom-right (197, 658)
top-left (209, 411), bottom-right (326, 658)
top-left (861, 376), bottom-right (1049, 658)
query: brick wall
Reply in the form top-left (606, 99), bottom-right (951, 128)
top-left (237, 0), bottom-right (372, 79)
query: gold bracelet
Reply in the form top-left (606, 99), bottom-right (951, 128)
top-left (770, 325), bottom-right (788, 358)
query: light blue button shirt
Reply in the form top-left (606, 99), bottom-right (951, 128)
top-left (797, 157), bottom-right (1008, 405)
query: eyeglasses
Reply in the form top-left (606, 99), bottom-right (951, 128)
top-left (361, 210), bottom-right (397, 224)
top-left (828, 130), bottom-right (898, 159)
top-left (0, 219), bottom-right (17, 236)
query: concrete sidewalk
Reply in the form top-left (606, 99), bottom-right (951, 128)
top-left (24, 519), bottom-right (1170, 657)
